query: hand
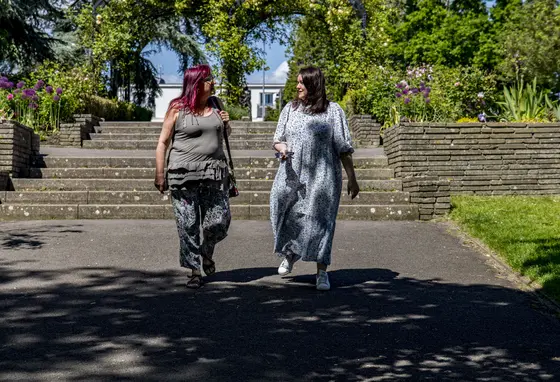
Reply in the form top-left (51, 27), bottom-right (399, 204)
top-left (347, 177), bottom-right (359, 199)
top-left (154, 172), bottom-right (166, 194)
top-left (219, 110), bottom-right (230, 123)
top-left (276, 143), bottom-right (288, 160)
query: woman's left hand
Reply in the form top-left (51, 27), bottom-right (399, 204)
top-left (347, 177), bottom-right (360, 199)
top-left (219, 110), bottom-right (230, 123)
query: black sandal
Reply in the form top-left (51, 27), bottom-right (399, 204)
top-left (187, 274), bottom-right (203, 289)
top-left (202, 258), bottom-right (216, 276)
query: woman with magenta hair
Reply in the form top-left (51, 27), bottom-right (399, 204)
top-left (270, 66), bottom-right (359, 291)
top-left (155, 64), bottom-right (231, 289)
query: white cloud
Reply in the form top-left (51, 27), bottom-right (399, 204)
top-left (246, 61), bottom-right (289, 84)
top-left (268, 61), bottom-right (289, 83)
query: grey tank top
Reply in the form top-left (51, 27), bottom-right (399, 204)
top-left (166, 109), bottom-right (228, 189)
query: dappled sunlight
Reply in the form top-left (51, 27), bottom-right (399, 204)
top-left (0, 263), bottom-right (559, 381)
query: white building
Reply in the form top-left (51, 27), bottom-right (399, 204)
top-left (151, 82), bottom-right (285, 122)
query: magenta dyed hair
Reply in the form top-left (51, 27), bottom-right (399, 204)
top-left (167, 64), bottom-right (212, 115)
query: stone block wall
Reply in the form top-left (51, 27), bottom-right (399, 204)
top-left (384, 122), bottom-right (560, 219)
top-left (0, 120), bottom-right (40, 177)
top-left (59, 114), bottom-right (101, 146)
top-left (349, 115), bottom-right (381, 147)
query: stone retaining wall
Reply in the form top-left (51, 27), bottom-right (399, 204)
top-left (384, 122), bottom-right (560, 219)
top-left (349, 115), bottom-right (381, 147)
top-left (0, 120), bottom-right (40, 177)
top-left (59, 114), bottom-right (101, 146)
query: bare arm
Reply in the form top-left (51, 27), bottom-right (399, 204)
top-left (154, 108), bottom-right (178, 193)
top-left (341, 152), bottom-right (359, 199)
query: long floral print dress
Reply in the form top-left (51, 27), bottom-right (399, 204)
top-left (270, 102), bottom-right (354, 265)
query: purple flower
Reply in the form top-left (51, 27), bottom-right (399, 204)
top-left (28, 103), bottom-right (38, 109)
top-left (404, 97), bottom-right (411, 104)
top-left (411, 88), bottom-right (419, 94)
top-left (478, 113), bottom-right (486, 122)
top-left (13, 89), bottom-right (20, 94)
top-left (402, 88), bottom-right (410, 95)
top-left (0, 76), bottom-right (7, 82)
top-left (56, 87), bottom-right (63, 95)
top-left (425, 87), bottom-right (431, 93)
top-left (7, 94), bottom-right (13, 101)
top-left (45, 85), bottom-right (53, 94)
top-left (6, 81), bottom-right (13, 89)
top-left (396, 92), bottom-right (402, 98)
top-left (34, 80), bottom-right (45, 90)
top-left (32, 95), bottom-right (39, 102)
top-left (16, 81), bottom-right (25, 89)
top-left (53, 95), bottom-right (60, 102)
top-left (23, 88), bottom-right (36, 97)
top-left (425, 98), bottom-right (431, 104)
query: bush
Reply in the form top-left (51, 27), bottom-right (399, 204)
top-left (85, 95), bottom-right (152, 121)
top-left (0, 76), bottom-right (65, 138)
top-left (345, 65), bottom-right (498, 126)
top-left (224, 104), bottom-right (249, 120)
top-left (264, 106), bottom-right (280, 122)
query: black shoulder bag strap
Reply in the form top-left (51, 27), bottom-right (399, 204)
top-left (210, 96), bottom-right (235, 175)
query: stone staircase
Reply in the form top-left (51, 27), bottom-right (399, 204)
top-left (84, 121), bottom-right (274, 150)
top-left (0, 121), bottom-right (419, 221)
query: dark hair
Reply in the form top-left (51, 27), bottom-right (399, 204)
top-left (166, 64), bottom-right (211, 116)
top-left (292, 66), bottom-right (329, 114)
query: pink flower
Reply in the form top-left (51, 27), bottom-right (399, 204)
top-left (7, 94), bottom-right (13, 101)
top-left (454, 82), bottom-right (461, 87)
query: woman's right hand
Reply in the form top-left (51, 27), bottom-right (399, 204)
top-left (275, 143), bottom-right (289, 160)
top-left (154, 172), bottom-right (166, 194)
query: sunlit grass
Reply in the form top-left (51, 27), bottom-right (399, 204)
top-left (450, 195), bottom-right (560, 303)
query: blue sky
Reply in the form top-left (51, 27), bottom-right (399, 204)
top-left (148, 40), bottom-right (290, 85)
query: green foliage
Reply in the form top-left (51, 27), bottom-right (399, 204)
top-left (497, 78), bottom-right (551, 122)
top-left (223, 103), bottom-right (249, 121)
top-left (390, 0), bottom-right (490, 68)
top-left (0, 0), bottom-right (62, 71)
top-left (264, 106), bottom-right (280, 122)
top-left (493, 0), bottom-right (560, 90)
top-left (86, 95), bottom-right (153, 121)
top-left (73, 0), bottom-right (203, 107)
top-left (344, 65), bottom-right (497, 125)
top-left (546, 97), bottom-right (560, 122)
top-left (0, 75), bottom-right (63, 139)
top-left (25, 61), bottom-right (101, 124)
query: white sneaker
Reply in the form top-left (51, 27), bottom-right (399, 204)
top-left (316, 270), bottom-right (330, 291)
top-left (278, 254), bottom-right (299, 276)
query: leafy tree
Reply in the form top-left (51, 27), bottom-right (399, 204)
top-left (388, 0), bottom-right (490, 68)
top-left (0, 0), bottom-right (62, 71)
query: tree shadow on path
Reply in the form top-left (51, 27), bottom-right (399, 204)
top-left (1, 263), bottom-right (559, 382)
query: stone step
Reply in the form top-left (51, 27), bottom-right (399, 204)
top-left (82, 139), bottom-right (272, 150)
top-left (32, 156), bottom-right (389, 169)
top-left (98, 126), bottom-right (277, 135)
top-left (2, 190), bottom-right (410, 205)
top-left (0, 203), bottom-right (418, 221)
top-left (90, 132), bottom-right (274, 141)
top-left (10, 178), bottom-right (402, 191)
top-left (28, 167), bottom-right (394, 180)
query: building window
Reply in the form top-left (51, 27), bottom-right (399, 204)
top-left (260, 93), bottom-right (274, 106)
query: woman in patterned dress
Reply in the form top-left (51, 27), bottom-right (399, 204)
top-left (154, 64), bottom-right (231, 289)
top-left (270, 66), bottom-right (360, 291)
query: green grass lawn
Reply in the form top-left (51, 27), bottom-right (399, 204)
top-left (450, 195), bottom-right (560, 303)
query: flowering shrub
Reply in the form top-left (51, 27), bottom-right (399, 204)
top-left (0, 76), bottom-right (63, 135)
top-left (343, 65), bottom-right (498, 126)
